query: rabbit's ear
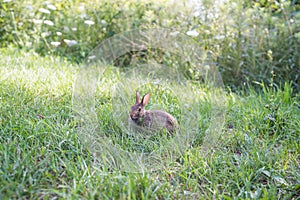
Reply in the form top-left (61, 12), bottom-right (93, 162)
top-left (141, 93), bottom-right (150, 107)
top-left (136, 91), bottom-right (140, 103)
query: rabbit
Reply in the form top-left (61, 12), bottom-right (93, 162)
top-left (129, 91), bottom-right (178, 135)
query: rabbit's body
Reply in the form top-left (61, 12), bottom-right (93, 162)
top-left (129, 91), bottom-right (177, 134)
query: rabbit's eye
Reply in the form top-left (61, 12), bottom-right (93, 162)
top-left (138, 107), bottom-right (141, 112)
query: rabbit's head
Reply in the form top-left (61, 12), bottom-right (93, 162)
top-left (130, 91), bottom-right (150, 123)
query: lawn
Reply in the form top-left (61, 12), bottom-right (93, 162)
top-left (0, 48), bottom-right (299, 199)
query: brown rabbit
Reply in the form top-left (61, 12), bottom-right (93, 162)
top-left (129, 91), bottom-right (178, 134)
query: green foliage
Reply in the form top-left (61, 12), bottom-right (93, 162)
top-left (0, 49), bottom-right (299, 199)
top-left (192, 0), bottom-right (300, 91)
top-left (0, 0), bottom-right (299, 87)
top-left (0, 0), bottom-right (183, 62)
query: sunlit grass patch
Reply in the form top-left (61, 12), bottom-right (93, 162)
top-left (72, 61), bottom-right (221, 172)
top-left (0, 50), bottom-right (299, 198)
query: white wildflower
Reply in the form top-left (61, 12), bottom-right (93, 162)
top-left (84, 20), bottom-right (95, 25)
top-left (33, 19), bottom-right (43, 24)
top-left (47, 4), bottom-right (56, 10)
top-left (43, 1), bottom-right (51, 5)
top-left (88, 55), bottom-right (96, 60)
top-left (44, 20), bottom-right (54, 26)
top-left (63, 39), bottom-right (78, 46)
top-left (186, 30), bottom-right (199, 37)
top-left (41, 32), bottom-right (51, 37)
top-left (38, 8), bottom-right (51, 14)
top-left (51, 41), bottom-right (61, 47)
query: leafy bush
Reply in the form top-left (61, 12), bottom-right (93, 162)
top-left (0, 0), bottom-right (299, 90)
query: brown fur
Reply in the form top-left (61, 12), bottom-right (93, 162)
top-left (129, 91), bottom-right (177, 134)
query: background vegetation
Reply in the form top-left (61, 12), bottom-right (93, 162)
top-left (0, 0), bottom-right (299, 199)
top-left (1, 0), bottom-right (299, 90)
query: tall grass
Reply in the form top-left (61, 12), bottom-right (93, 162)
top-left (0, 0), bottom-right (299, 90)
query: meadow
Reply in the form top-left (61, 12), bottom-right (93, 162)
top-left (0, 48), bottom-right (299, 199)
top-left (0, 0), bottom-right (300, 199)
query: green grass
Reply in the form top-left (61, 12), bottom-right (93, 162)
top-left (0, 49), bottom-right (299, 199)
